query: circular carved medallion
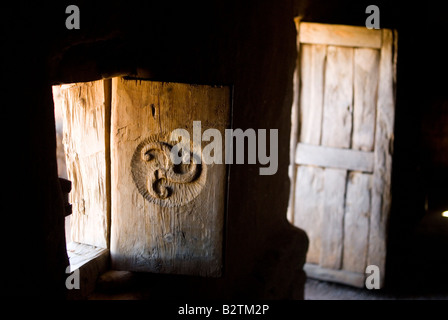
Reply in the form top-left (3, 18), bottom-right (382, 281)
top-left (131, 135), bottom-right (206, 207)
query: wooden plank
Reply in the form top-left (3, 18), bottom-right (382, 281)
top-left (321, 46), bottom-right (354, 149)
top-left (60, 80), bottom-right (110, 249)
top-left (304, 263), bottom-right (365, 288)
top-left (299, 44), bottom-right (327, 145)
top-left (343, 172), bottom-right (371, 273)
top-left (319, 168), bottom-right (347, 269)
top-left (368, 29), bottom-right (397, 287)
top-left (110, 78), bottom-right (230, 277)
top-left (294, 166), bottom-right (324, 264)
top-left (287, 17), bottom-right (302, 225)
top-left (67, 242), bottom-right (109, 272)
top-left (295, 143), bottom-right (374, 173)
top-left (299, 22), bottom-right (382, 49)
top-left (353, 48), bottom-right (380, 151)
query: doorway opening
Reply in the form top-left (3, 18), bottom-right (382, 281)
top-left (52, 81), bottom-right (111, 252)
top-left (52, 77), bottom-right (230, 285)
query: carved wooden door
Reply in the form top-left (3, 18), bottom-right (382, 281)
top-left (110, 78), bottom-right (231, 277)
top-left (289, 22), bottom-right (397, 288)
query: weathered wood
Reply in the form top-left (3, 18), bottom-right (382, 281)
top-left (286, 17), bottom-right (301, 224)
top-left (60, 80), bottom-right (110, 249)
top-left (304, 263), bottom-right (365, 288)
top-left (294, 165), bottom-right (324, 264)
top-left (295, 143), bottom-right (374, 173)
top-left (67, 242), bottom-right (109, 272)
top-left (299, 22), bottom-right (382, 49)
top-left (317, 44), bottom-right (352, 272)
top-left (299, 44), bottom-right (327, 145)
top-left (287, 17), bottom-right (302, 225)
top-left (368, 29), bottom-right (397, 287)
top-left (321, 46), bottom-right (354, 149)
top-left (110, 78), bottom-right (230, 277)
top-left (291, 23), bottom-right (397, 288)
top-left (353, 48), bottom-right (380, 151)
top-left (319, 168), bottom-right (347, 269)
top-left (343, 172), bottom-right (371, 273)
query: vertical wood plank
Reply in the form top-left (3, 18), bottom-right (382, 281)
top-left (353, 48), bottom-right (380, 151)
top-left (318, 45), bottom-right (352, 271)
top-left (319, 168), bottom-right (347, 269)
top-left (321, 46), bottom-right (354, 149)
top-left (287, 17), bottom-right (302, 225)
top-left (294, 165), bottom-right (324, 264)
top-left (60, 80), bottom-right (110, 249)
top-left (343, 172), bottom-right (371, 273)
top-left (368, 29), bottom-right (397, 287)
top-left (299, 44), bottom-right (327, 145)
top-left (110, 78), bottom-right (230, 277)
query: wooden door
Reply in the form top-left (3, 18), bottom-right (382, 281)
top-left (289, 22), bottom-right (397, 288)
top-left (58, 80), bottom-right (111, 249)
top-left (110, 78), bottom-right (231, 277)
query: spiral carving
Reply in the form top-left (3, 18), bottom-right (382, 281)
top-left (131, 136), bottom-right (206, 207)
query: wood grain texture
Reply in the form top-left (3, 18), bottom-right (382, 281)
top-left (60, 80), bottom-right (110, 249)
top-left (295, 143), bottom-right (374, 173)
top-left (110, 78), bottom-right (230, 277)
top-left (343, 172), bottom-right (371, 273)
top-left (353, 48), bottom-right (380, 151)
top-left (291, 23), bottom-right (397, 288)
top-left (287, 18), bottom-right (302, 225)
top-left (294, 165), bottom-right (324, 264)
top-left (321, 46), bottom-right (354, 149)
top-left (299, 44), bottom-right (326, 145)
top-left (299, 22), bottom-right (382, 49)
top-left (368, 29), bottom-right (397, 287)
top-left (289, 17), bottom-right (303, 158)
top-left (67, 242), bottom-right (109, 272)
top-left (319, 168), bottom-right (347, 270)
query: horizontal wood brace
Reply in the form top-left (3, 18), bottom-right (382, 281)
top-left (304, 263), bottom-right (365, 288)
top-left (299, 22), bottom-right (382, 49)
top-left (295, 143), bottom-right (374, 173)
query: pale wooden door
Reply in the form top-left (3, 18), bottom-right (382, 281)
top-left (110, 78), bottom-right (231, 277)
top-left (58, 80), bottom-right (111, 249)
top-left (289, 22), bottom-right (397, 288)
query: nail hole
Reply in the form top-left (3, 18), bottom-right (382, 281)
top-left (151, 104), bottom-right (156, 118)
